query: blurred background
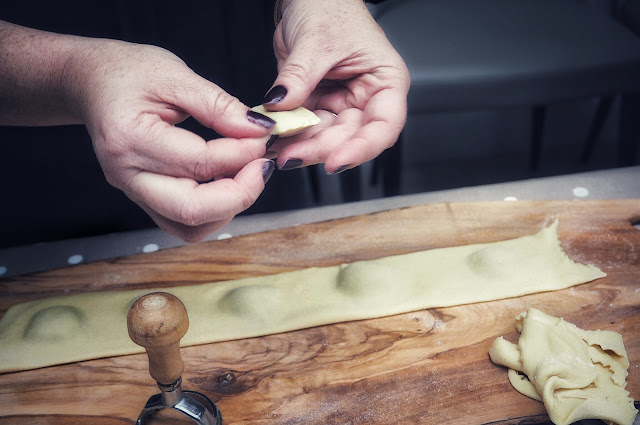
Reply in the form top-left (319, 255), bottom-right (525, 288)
top-left (1, 0), bottom-right (638, 249)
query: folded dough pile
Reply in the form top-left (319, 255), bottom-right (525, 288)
top-left (489, 308), bottom-right (638, 425)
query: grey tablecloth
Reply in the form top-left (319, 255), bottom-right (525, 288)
top-left (1, 166), bottom-right (638, 278)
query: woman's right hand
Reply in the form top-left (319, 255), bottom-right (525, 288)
top-left (67, 39), bottom-right (278, 241)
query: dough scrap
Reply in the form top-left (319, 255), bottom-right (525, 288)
top-left (250, 105), bottom-right (320, 136)
top-left (489, 308), bottom-right (638, 425)
top-left (0, 220), bottom-right (605, 373)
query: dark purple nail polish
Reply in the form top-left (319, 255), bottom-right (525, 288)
top-left (266, 134), bottom-right (278, 149)
top-left (264, 151), bottom-right (278, 159)
top-left (247, 110), bottom-right (276, 129)
top-left (197, 177), bottom-right (216, 184)
top-left (262, 160), bottom-right (275, 183)
top-left (264, 85), bottom-right (288, 105)
top-left (328, 164), bottom-right (352, 175)
top-left (280, 158), bottom-right (303, 170)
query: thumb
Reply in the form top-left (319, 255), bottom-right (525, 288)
top-left (170, 71), bottom-right (275, 138)
top-left (264, 46), bottom-right (331, 111)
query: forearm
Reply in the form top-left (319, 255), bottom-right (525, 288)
top-left (0, 20), bottom-right (91, 126)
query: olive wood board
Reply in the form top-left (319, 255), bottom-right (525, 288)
top-left (0, 199), bottom-right (639, 425)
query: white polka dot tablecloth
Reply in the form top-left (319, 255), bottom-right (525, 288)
top-left (503, 185), bottom-right (594, 202)
top-left (572, 186), bottom-right (589, 197)
top-left (142, 243), bottom-right (159, 253)
top-left (0, 167), bottom-right (638, 278)
top-left (67, 254), bottom-right (83, 265)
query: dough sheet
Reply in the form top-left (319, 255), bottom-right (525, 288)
top-left (0, 220), bottom-right (605, 373)
top-left (489, 308), bottom-right (638, 425)
top-left (250, 105), bottom-right (320, 136)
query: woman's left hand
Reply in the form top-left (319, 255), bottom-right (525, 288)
top-left (265, 0), bottom-right (410, 174)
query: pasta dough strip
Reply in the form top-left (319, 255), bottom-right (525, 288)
top-left (0, 220), bottom-right (605, 373)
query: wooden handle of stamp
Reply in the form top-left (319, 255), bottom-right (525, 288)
top-left (127, 292), bottom-right (189, 385)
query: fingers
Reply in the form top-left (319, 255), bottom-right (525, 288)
top-left (139, 202), bottom-right (233, 244)
top-left (270, 92), bottom-right (405, 174)
top-left (324, 84), bottom-right (408, 172)
top-left (161, 68), bottom-right (276, 139)
top-left (266, 0), bottom-right (383, 113)
top-left (268, 109), bottom-right (351, 168)
top-left (127, 118), bottom-right (270, 182)
top-left (324, 120), bottom-right (400, 173)
top-left (263, 39), bottom-right (332, 112)
top-left (129, 159), bottom-right (274, 242)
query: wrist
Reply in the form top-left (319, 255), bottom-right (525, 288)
top-left (274, 0), bottom-right (293, 27)
top-left (56, 37), bottom-right (116, 126)
top-left (274, 0), bottom-right (367, 27)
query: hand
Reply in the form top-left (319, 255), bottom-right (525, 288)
top-left (266, 0), bottom-right (410, 174)
top-left (70, 40), bottom-right (276, 241)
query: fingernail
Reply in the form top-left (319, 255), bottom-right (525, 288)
top-left (262, 160), bottom-right (275, 183)
top-left (266, 134), bottom-right (278, 149)
top-left (264, 85), bottom-right (287, 105)
top-left (280, 158), bottom-right (303, 170)
top-left (328, 164), bottom-right (352, 175)
top-left (247, 110), bottom-right (276, 129)
top-left (264, 151), bottom-right (278, 159)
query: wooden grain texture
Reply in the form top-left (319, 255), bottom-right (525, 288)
top-left (0, 200), bottom-right (639, 425)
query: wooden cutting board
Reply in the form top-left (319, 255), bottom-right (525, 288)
top-left (0, 199), bottom-right (639, 425)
